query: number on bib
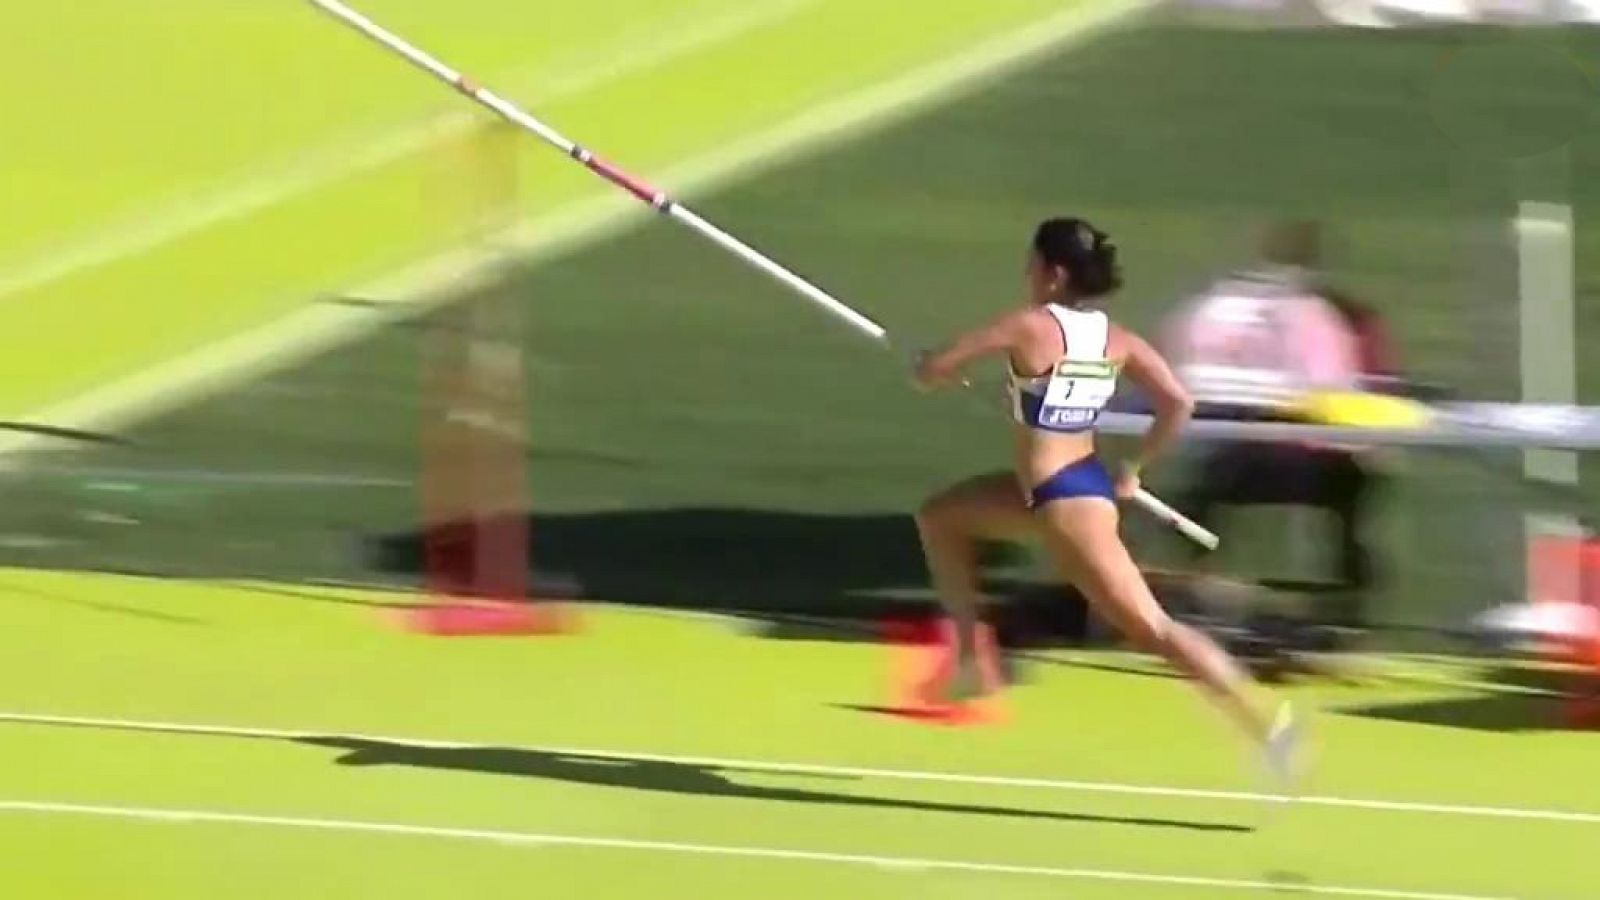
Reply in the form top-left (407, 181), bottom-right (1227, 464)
top-left (1039, 361), bottom-right (1116, 429)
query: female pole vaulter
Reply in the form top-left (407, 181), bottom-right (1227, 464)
top-left (914, 218), bottom-right (1299, 780)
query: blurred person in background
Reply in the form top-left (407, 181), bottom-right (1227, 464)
top-left (1162, 220), bottom-right (1393, 633)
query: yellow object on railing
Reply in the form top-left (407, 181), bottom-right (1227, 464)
top-left (1294, 391), bottom-right (1434, 429)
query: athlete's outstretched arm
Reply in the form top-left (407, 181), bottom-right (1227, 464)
top-left (914, 311), bottom-right (1029, 389)
top-left (1120, 330), bottom-right (1194, 475)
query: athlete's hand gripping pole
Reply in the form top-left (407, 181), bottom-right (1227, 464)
top-left (307, 0), bottom-right (1215, 549)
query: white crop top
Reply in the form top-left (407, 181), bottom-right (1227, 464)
top-left (1008, 305), bottom-right (1118, 434)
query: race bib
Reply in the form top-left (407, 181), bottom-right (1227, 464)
top-left (1039, 360), bottom-right (1118, 429)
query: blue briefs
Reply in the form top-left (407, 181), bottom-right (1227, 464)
top-left (1028, 455), bottom-right (1114, 508)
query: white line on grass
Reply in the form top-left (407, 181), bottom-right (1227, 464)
top-left (0, 0), bottom-right (817, 305)
top-left (2, 710), bottom-right (1596, 827)
top-left (22, 465), bottom-right (410, 489)
top-left (0, 0), bottom-right (1155, 461)
top-left (0, 799), bottom-right (1514, 900)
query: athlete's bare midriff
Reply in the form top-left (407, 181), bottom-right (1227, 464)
top-left (1011, 424), bottom-right (1097, 495)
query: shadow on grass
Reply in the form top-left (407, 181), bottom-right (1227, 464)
top-left (366, 508), bottom-right (1050, 623)
top-left (224, 581), bottom-right (412, 610)
top-left (0, 576), bottom-right (205, 626)
top-left (298, 736), bottom-right (1250, 834)
top-left (1337, 693), bottom-right (1569, 733)
top-left (0, 421), bottom-right (131, 446)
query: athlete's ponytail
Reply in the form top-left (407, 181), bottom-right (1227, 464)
top-left (1033, 217), bottom-right (1123, 299)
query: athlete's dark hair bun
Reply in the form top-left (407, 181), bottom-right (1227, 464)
top-left (1033, 217), bottom-right (1122, 299)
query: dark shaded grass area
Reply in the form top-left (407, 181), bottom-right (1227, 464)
top-left (5, 24), bottom-right (1600, 634)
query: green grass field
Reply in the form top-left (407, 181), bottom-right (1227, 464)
top-left (1, 571), bottom-right (1596, 899)
top-left (0, 0), bottom-right (1091, 415)
top-left (7, 16), bottom-right (1600, 620)
top-left (2, 2), bottom-right (1599, 897)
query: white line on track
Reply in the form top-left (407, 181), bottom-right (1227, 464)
top-left (0, 0), bottom-right (1156, 461)
top-left (0, 0), bottom-right (818, 305)
top-left (21, 466), bottom-right (410, 489)
top-left (0, 799), bottom-right (1515, 900)
top-left (2, 710), bottom-right (1596, 827)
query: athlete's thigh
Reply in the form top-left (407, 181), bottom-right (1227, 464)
top-left (921, 470), bottom-right (1033, 540)
top-left (1035, 497), bottom-right (1169, 641)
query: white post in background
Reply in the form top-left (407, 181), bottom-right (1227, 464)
top-left (1516, 199), bottom-right (1582, 605)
